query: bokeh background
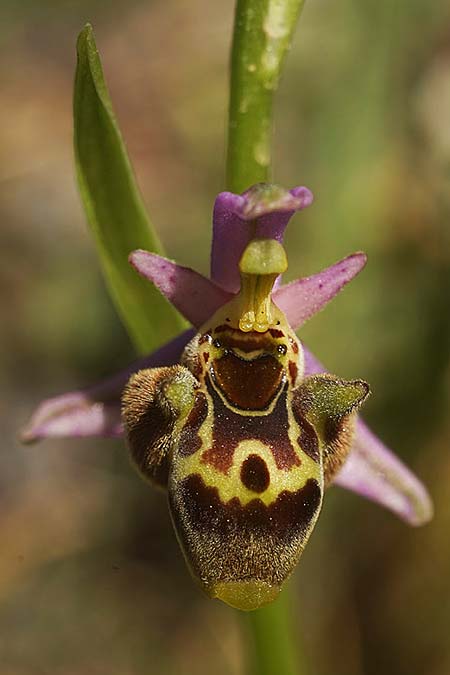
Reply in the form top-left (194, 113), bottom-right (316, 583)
top-left (1, 0), bottom-right (449, 673)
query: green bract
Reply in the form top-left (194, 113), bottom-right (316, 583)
top-left (74, 25), bottom-right (185, 354)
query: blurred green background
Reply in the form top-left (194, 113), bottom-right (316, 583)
top-left (1, 0), bottom-right (449, 673)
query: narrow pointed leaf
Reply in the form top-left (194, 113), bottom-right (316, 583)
top-left (74, 24), bottom-right (185, 354)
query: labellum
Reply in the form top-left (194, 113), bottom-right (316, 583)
top-left (122, 238), bottom-right (369, 610)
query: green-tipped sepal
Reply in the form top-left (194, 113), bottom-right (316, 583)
top-left (293, 375), bottom-right (370, 486)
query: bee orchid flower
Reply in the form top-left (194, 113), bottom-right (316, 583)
top-left (21, 183), bottom-right (432, 608)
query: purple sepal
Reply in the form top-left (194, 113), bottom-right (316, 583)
top-left (129, 250), bottom-right (233, 328)
top-left (127, 249), bottom-right (365, 336)
top-left (335, 420), bottom-right (433, 526)
top-left (303, 345), bottom-right (326, 376)
top-left (211, 184), bottom-right (313, 293)
top-left (274, 253), bottom-right (367, 329)
top-left (20, 329), bottom-right (194, 443)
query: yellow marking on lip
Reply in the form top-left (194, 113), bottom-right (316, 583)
top-left (173, 439), bottom-right (322, 507)
top-left (211, 580), bottom-right (280, 611)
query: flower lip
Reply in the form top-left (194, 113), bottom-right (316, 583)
top-left (20, 181), bottom-right (433, 529)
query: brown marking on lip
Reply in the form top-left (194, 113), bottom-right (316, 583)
top-left (240, 455), bottom-right (270, 493)
top-left (178, 392), bottom-right (209, 456)
top-left (221, 334), bottom-right (275, 353)
top-left (201, 380), bottom-right (301, 473)
top-left (170, 473), bottom-right (322, 588)
top-left (214, 325), bottom-right (274, 350)
top-left (211, 353), bottom-right (283, 410)
top-left (199, 332), bottom-right (212, 345)
top-left (289, 337), bottom-right (299, 354)
top-left (214, 324), bottom-right (233, 334)
top-left (296, 418), bottom-right (320, 462)
top-left (291, 394), bottom-right (320, 462)
top-left (269, 328), bottom-right (284, 338)
top-left (288, 361), bottom-right (298, 383)
top-left (179, 473), bottom-right (320, 537)
top-left (203, 352), bottom-right (210, 363)
top-left (192, 358), bottom-right (202, 380)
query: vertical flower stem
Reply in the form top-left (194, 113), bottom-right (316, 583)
top-left (226, 2), bottom-right (307, 674)
top-left (244, 590), bottom-right (305, 675)
top-left (226, 0), bottom-right (306, 194)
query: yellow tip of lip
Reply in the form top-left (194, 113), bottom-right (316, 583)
top-left (212, 580), bottom-right (280, 611)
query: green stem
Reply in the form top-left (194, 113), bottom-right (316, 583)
top-left (226, 0), bottom-right (306, 194)
top-left (226, 1), bottom-right (307, 674)
top-left (244, 591), bottom-right (304, 675)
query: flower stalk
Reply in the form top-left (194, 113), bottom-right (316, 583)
top-left (227, 1), bottom-right (307, 673)
top-left (244, 590), bottom-right (304, 675)
top-left (227, 0), bottom-right (306, 193)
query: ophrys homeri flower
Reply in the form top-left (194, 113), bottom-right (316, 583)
top-left (21, 183), bottom-right (433, 610)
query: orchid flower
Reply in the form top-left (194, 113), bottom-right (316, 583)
top-left (21, 182), bottom-right (432, 538)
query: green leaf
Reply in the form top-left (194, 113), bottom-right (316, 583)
top-left (74, 24), bottom-right (186, 354)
